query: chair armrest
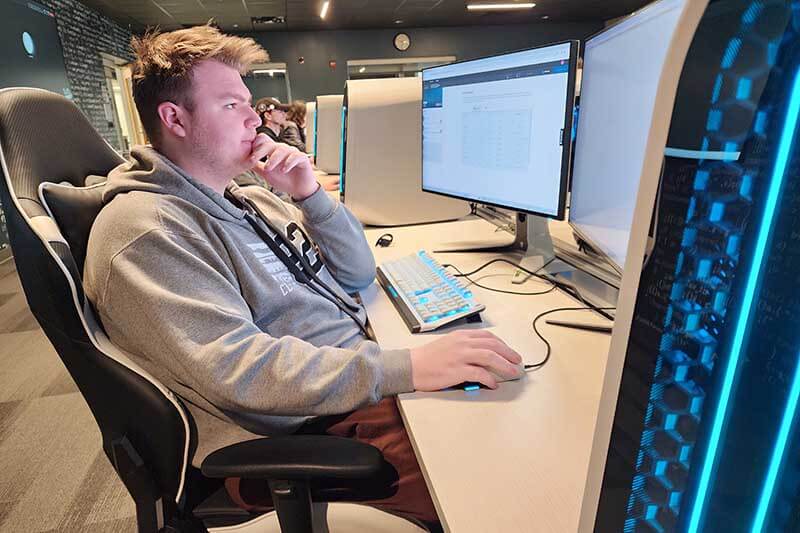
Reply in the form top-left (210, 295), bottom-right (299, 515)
top-left (200, 435), bottom-right (385, 481)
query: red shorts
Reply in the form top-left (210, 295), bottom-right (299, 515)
top-left (225, 398), bottom-right (439, 525)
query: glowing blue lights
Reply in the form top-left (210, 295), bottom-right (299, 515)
top-left (721, 38), bottom-right (743, 69)
top-left (751, 349), bottom-right (800, 532)
top-left (737, 78), bottom-right (753, 100)
top-left (312, 108), bottom-right (318, 156)
top-left (339, 105), bottom-right (346, 193)
top-left (687, 66), bottom-right (800, 533)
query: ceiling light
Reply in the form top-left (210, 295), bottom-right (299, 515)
top-left (394, 19), bottom-right (403, 24)
top-left (466, 3), bottom-right (536, 10)
top-left (320, 1), bottom-right (330, 19)
top-left (541, 15), bottom-right (549, 19)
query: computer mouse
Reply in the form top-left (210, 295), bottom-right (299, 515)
top-left (456, 364), bottom-right (526, 390)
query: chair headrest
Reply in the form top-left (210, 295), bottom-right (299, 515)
top-left (0, 88), bottom-right (123, 218)
top-left (39, 182), bottom-right (105, 275)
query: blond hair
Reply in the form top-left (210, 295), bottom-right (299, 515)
top-left (130, 25), bottom-right (269, 145)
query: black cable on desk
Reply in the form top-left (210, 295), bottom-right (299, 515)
top-left (445, 263), bottom-right (557, 296)
top-left (441, 257), bottom-right (557, 296)
top-left (525, 306), bottom-right (617, 371)
top-left (446, 256), bottom-right (555, 280)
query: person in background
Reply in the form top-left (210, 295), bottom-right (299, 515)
top-left (254, 96), bottom-right (286, 142)
top-left (256, 97), bottom-right (305, 151)
top-left (286, 100), bottom-right (307, 146)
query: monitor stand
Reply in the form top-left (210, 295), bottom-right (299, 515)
top-left (434, 206), bottom-right (555, 276)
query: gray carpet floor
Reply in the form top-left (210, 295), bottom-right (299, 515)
top-left (0, 265), bottom-right (137, 532)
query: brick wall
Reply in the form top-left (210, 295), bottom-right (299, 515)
top-left (41, 0), bottom-right (134, 150)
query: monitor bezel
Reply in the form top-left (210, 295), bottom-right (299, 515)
top-left (420, 39), bottom-right (579, 221)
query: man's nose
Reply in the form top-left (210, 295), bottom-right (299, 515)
top-left (245, 107), bottom-right (261, 127)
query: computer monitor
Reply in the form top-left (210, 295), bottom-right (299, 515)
top-left (340, 77), bottom-right (469, 226)
top-left (421, 41), bottom-right (579, 220)
top-left (314, 94), bottom-right (343, 174)
top-left (568, 0), bottom-right (694, 274)
top-left (305, 101), bottom-right (316, 155)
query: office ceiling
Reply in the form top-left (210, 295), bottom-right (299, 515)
top-left (79, 0), bottom-right (651, 33)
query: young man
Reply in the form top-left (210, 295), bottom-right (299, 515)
top-left (255, 96), bottom-right (287, 142)
top-left (256, 96), bottom-right (305, 151)
top-left (83, 25), bottom-right (522, 525)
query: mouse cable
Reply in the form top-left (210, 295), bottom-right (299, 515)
top-left (525, 306), bottom-right (617, 371)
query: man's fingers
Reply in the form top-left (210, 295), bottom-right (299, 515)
top-left (249, 133), bottom-right (275, 162)
top-left (265, 148), bottom-right (290, 171)
top-left (470, 349), bottom-right (521, 379)
top-left (467, 366), bottom-right (498, 389)
top-left (463, 329), bottom-right (499, 341)
top-left (281, 152), bottom-right (307, 173)
top-left (472, 337), bottom-right (522, 364)
top-left (454, 330), bottom-right (522, 364)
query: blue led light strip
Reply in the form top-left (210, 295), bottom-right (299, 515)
top-left (312, 108), bottom-right (318, 156)
top-left (339, 106), bottom-right (346, 193)
top-left (752, 349), bottom-right (800, 532)
top-left (687, 66), bottom-right (800, 533)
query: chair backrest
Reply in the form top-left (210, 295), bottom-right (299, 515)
top-left (0, 87), bottom-right (193, 517)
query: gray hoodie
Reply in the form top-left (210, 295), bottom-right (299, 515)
top-left (84, 146), bottom-right (413, 464)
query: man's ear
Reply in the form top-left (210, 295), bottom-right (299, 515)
top-left (156, 102), bottom-right (188, 139)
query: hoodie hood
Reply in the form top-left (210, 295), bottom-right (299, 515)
top-left (104, 145), bottom-right (246, 223)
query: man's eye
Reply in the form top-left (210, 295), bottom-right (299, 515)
top-left (225, 103), bottom-right (236, 109)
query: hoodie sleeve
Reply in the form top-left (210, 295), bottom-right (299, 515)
top-left (96, 226), bottom-right (413, 418)
top-left (291, 186), bottom-right (377, 292)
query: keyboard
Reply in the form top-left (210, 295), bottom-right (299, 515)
top-left (376, 250), bottom-right (485, 333)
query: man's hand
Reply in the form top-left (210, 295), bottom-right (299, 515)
top-left (318, 174), bottom-right (340, 192)
top-left (249, 134), bottom-right (319, 200)
top-left (409, 330), bottom-right (523, 391)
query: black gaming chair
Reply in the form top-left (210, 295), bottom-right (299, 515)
top-left (0, 87), bottom-right (429, 533)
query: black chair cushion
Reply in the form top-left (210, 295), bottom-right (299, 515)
top-left (39, 182), bottom-right (105, 275)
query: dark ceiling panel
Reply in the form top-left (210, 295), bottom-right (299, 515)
top-left (78, 0), bottom-right (652, 32)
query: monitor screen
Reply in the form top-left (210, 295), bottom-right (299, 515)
top-left (569, 0), bottom-right (689, 272)
top-left (421, 41), bottom-right (578, 219)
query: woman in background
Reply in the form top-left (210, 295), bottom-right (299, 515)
top-left (286, 100), bottom-right (307, 146)
top-left (276, 100), bottom-right (305, 152)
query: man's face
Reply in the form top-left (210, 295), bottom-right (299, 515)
top-left (268, 108), bottom-right (287, 126)
top-left (181, 60), bottom-right (261, 177)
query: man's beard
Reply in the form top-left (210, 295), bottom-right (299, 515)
top-left (191, 133), bottom-right (248, 180)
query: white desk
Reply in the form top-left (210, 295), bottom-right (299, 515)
top-left (361, 218), bottom-right (613, 533)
